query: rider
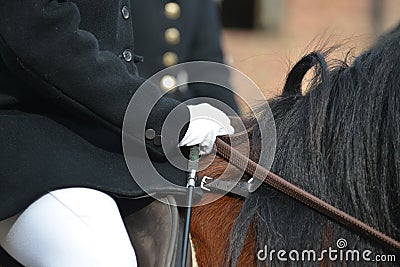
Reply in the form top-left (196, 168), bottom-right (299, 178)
top-left (0, 1), bottom-right (233, 266)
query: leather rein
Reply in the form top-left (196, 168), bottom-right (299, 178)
top-left (210, 136), bottom-right (400, 254)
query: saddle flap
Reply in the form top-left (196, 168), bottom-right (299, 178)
top-left (124, 196), bottom-right (192, 267)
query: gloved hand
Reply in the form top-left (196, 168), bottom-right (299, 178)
top-left (179, 103), bottom-right (234, 155)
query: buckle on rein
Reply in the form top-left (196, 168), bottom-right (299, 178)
top-left (181, 146), bottom-right (257, 267)
top-left (200, 176), bottom-right (257, 198)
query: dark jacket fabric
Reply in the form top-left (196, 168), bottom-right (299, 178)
top-left (0, 0), bottom-right (193, 220)
top-left (132, 0), bottom-right (240, 114)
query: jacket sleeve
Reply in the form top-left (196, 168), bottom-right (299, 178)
top-left (0, 0), bottom-right (189, 136)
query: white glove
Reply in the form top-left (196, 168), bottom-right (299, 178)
top-left (179, 103), bottom-right (234, 155)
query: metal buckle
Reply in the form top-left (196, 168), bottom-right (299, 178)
top-left (199, 176), bottom-right (252, 198)
top-left (200, 176), bottom-right (213, 191)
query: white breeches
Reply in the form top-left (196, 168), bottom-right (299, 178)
top-left (0, 187), bottom-right (137, 267)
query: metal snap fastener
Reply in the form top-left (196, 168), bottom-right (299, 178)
top-left (121, 6), bottom-right (130, 20)
top-left (145, 129), bottom-right (156, 140)
top-left (122, 49), bottom-right (133, 62)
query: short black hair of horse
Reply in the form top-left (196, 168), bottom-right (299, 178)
top-left (229, 24), bottom-right (400, 266)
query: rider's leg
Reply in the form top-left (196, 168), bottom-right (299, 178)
top-left (0, 187), bottom-right (137, 267)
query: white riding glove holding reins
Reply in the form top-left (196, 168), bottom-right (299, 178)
top-left (179, 103), bottom-right (234, 155)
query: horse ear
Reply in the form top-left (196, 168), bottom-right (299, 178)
top-left (282, 52), bottom-right (327, 96)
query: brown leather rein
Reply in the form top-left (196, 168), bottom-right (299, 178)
top-left (213, 137), bottom-right (400, 253)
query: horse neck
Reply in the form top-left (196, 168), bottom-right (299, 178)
top-left (268, 63), bottom-right (399, 241)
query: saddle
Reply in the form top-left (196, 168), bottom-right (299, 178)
top-left (125, 196), bottom-right (193, 267)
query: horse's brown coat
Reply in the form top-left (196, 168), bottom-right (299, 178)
top-left (191, 154), bottom-right (257, 266)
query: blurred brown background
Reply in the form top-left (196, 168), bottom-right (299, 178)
top-left (219, 0), bottom-right (400, 100)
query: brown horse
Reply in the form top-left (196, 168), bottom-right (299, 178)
top-left (190, 25), bottom-right (400, 267)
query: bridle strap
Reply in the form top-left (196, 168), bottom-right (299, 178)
top-left (214, 137), bottom-right (400, 253)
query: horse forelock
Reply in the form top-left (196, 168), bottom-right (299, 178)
top-left (229, 25), bottom-right (400, 266)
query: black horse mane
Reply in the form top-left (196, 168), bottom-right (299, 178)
top-left (230, 24), bottom-right (400, 266)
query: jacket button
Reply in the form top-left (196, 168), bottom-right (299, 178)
top-left (163, 52), bottom-right (178, 67)
top-left (122, 49), bottom-right (133, 62)
top-left (165, 28), bottom-right (180, 45)
top-left (160, 75), bottom-right (177, 93)
top-left (164, 2), bottom-right (180, 20)
top-left (121, 6), bottom-right (130, 20)
top-left (145, 129), bottom-right (156, 140)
